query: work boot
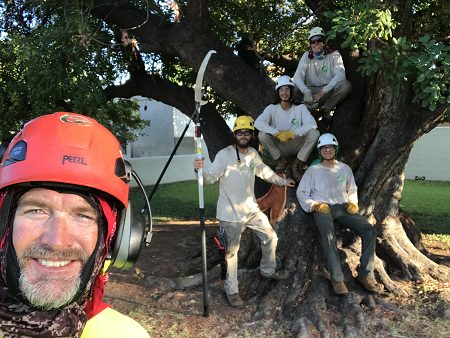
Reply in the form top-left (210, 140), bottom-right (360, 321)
top-left (357, 276), bottom-right (382, 293)
top-left (226, 293), bottom-right (244, 308)
top-left (291, 158), bottom-right (306, 182)
top-left (331, 281), bottom-right (349, 295)
top-left (275, 157), bottom-right (288, 172)
top-left (262, 269), bottom-right (290, 280)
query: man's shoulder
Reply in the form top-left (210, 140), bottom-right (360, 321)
top-left (247, 147), bottom-right (259, 156)
top-left (299, 51), bottom-right (310, 60)
top-left (222, 145), bottom-right (235, 153)
top-left (335, 160), bottom-right (350, 168)
top-left (327, 49), bottom-right (343, 58)
top-left (216, 145), bottom-right (233, 156)
top-left (262, 103), bottom-right (278, 112)
top-left (81, 307), bottom-right (149, 338)
top-left (293, 103), bottom-right (308, 111)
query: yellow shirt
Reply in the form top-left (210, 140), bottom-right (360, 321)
top-left (81, 307), bottom-right (149, 338)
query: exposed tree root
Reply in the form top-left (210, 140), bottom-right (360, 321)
top-left (152, 190), bottom-right (449, 336)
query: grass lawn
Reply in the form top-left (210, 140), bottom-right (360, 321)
top-left (400, 179), bottom-right (450, 244)
top-left (134, 179), bottom-right (450, 241)
top-left (139, 180), bottom-right (219, 221)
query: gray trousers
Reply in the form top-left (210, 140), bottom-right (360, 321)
top-left (312, 203), bottom-right (377, 282)
top-left (309, 79), bottom-right (352, 112)
top-left (258, 129), bottom-right (320, 162)
top-left (221, 211), bottom-right (277, 294)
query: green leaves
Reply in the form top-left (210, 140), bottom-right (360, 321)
top-left (325, 2), bottom-right (397, 52)
top-left (406, 36), bottom-right (450, 111)
top-left (0, 2), bottom-right (148, 141)
top-left (325, 1), bottom-right (449, 112)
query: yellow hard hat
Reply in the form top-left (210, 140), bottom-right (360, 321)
top-left (233, 116), bottom-right (255, 132)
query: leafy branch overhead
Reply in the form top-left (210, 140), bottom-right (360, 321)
top-left (325, 3), bottom-right (450, 112)
top-left (0, 0), bottom-right (448, 143)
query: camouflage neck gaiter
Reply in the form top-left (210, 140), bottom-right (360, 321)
top-left (0, 243), bottom-right (87, 337)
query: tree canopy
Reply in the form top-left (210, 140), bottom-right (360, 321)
top-left (1, 1), bottom-right (448, 143)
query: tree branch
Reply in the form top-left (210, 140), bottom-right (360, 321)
top-left (90, 0), bottom-right (277, 118)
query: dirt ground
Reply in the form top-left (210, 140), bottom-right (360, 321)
top-left (105, 221), bottom-right (450, 337)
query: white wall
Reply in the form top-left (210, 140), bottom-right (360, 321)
top-left (405, 126), bottom-right (450, 181)
top-left (127, 145), bottom-right (211, 187)
top-left (127, 98), bottom-right (197, 158)
top-left (125, 98), bottom-right (213, 187)
top-left (127, 99), bottom-right (175, 157)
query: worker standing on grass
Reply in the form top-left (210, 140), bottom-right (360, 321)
top-left (0, 112), bottom-right (149, 337)
top-left (255, 75), bottom-right (319, 182)
top-left (193, 115), bottom-right (295, 308)
top-left (296, 133), bottom-right (382, 295)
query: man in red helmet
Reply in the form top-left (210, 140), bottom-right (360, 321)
top-left (0, 112), bottom-right (149, 337)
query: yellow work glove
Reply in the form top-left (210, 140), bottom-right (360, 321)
top-left (312, 203), bottom-right (331, 214)
top-left (284, 130), bottom-right (295, 140)
top-left (274, 131), bottom-right (288, 142)
top-left (275, 131), bottom-right (294, 142)
top-left (346, 202), bottom-right (359, 214)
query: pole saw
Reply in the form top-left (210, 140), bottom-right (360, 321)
top-left (194, 50), bottom-right (216, 318)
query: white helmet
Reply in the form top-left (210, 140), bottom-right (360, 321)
top-left (308, 27), bottom-right (325, 41)
top-left (317, 133), bottom-right (338, 149)
top-left (275, 75), bottom-right (294, 90)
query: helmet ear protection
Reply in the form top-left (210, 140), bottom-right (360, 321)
top-left (0, 113), bottom-right (152, 270)
top-left (109, 161), bottom-right (153, 269)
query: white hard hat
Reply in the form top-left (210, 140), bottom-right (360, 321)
top-left (275, 75), bottom-right (294, 90)
top-left (308, 27), bottom-right (325, 40)
top-left (317, 133), bottom-right (338, 149)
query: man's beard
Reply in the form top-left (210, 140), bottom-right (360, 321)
top-left (236, 137), bottom-right (250, 148)
top-left (18, 245), bottom-right (90, 310)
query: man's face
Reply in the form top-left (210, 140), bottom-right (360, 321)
top-left (278, 86), bottom-right (291, 102)
top-left (12, 188), bottom-right (99, 309)
top-left (320, 145), bottom-right (336, 160)
top-left (309, 35), bottom-right (325, 53)
top-left (235, 129), bottom-right (252, 148)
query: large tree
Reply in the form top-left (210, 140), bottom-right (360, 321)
top-left (1, 0), bottom-right (449, 335)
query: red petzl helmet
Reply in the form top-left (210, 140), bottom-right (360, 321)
top-left (0, 112), bottom-right (130, 207)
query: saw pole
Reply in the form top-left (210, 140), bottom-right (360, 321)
top-left (194, 50), bottom-right (216, 318)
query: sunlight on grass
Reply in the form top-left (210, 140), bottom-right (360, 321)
top-left (422, 233), bottom-right (450, 246)
top-left (401, 180), bottom-right (450, 235)
top-left (132, 180), bottom-right (219, 221)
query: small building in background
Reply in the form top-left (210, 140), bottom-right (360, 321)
top-left (125, 97), bottom-right (212, 186)
top-left (125, 97), bottom-right (195, 158)
top-left (405, 126), bottom-right (450, 181)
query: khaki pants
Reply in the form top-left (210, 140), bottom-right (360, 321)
top-left (309, 79), bottom-right (352, 112)
top-left (221, 211), bottom-right (277, 294)
top-left (258, 129), bottom-right (319, 162)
